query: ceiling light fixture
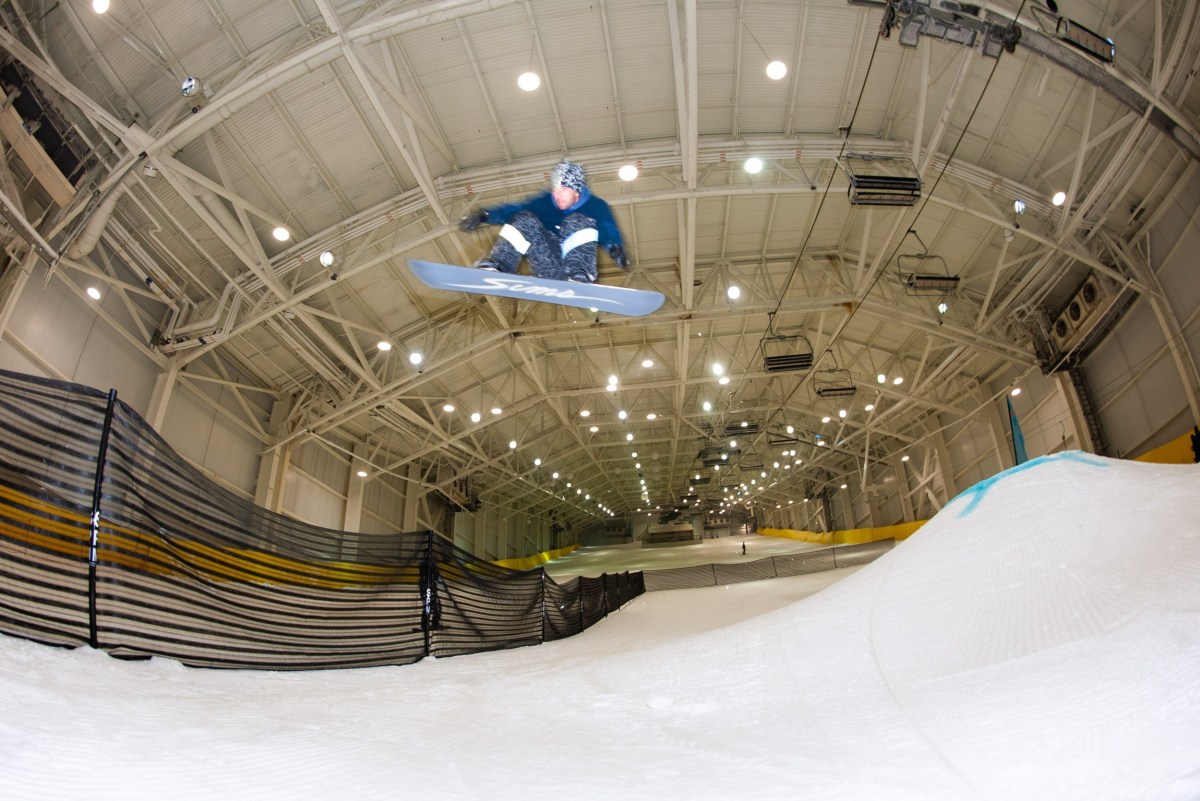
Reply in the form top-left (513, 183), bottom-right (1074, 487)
top-left (741, 17), bottom-right (787, 81)
top-left (1052, 190), bottom-right (1067, 206)
top-left (619, 164), bottom-right (639, 181)
top-left (86, 287), bottom-right (102, 300)
top-left (744, 157), bottom-right (763, 174)
top-left (93, 0), bottom-right (110, 13)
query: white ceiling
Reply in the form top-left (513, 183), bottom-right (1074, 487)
top-left (2, 0), bottom-right (1196, 526)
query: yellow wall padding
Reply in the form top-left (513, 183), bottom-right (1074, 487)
top-left (1134, 428), bottom-right (1197, 465)
top-left (760, 519), bottom-right (925, 546)
top-left (493, 543), bottom-right (579, 571)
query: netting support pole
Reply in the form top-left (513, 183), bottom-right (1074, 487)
top-left (539, 569), bottom-right (547, 644)
top-left (87, 388), bottom-right (118, 650)
top-left (419, 530), bottom-right (435, 657)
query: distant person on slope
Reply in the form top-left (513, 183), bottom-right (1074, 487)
top-left (458, 160), bottom-right (629, 284)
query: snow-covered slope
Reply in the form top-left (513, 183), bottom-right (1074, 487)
top-left (3, 452), bottom-right (1198, 800)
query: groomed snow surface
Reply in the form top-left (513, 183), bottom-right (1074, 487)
top-left (3, 452), bottom-right (1199, 800)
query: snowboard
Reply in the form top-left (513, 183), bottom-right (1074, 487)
top-left (408, 260), bottom-right (665, 317)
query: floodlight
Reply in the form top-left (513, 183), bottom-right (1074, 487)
top-left (1055, 17), bottom-right (1115, 63)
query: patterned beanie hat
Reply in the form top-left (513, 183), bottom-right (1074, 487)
top-left (551, 160), bottom-right (587, 194)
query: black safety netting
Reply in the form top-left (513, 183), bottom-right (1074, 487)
top-left (641, 539), bottom-right (895, 591)
top-left (0, 369), bottom-right (643, 670)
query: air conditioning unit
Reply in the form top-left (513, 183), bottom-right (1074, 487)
top-left (1050, 310), bottom-right (1076, 352)
top-left (1049, 272), bottom-right (1115, 355)
top-left (1065, 296), bottom-right (1087, 326)
top-left (1076, 273), bottom-right (1108, 314)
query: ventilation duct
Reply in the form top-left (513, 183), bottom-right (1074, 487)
top-left (65, 188), bottom-right (123, 259)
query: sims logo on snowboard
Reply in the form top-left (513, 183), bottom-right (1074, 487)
top-left (470, 275), bottom-right (602, 302)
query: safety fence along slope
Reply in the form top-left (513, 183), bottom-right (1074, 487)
top-left (641, 540), bottom-right (894, 591)
top-left (0, 369), bottom-right (643, 670)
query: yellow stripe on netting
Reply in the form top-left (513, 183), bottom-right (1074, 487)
top-left (0, 483), bottom-right (422, 588)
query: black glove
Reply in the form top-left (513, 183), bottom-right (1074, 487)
top-left (607, 243), bottom-right (629, 269)
top-left (459, 207), bottom-right (488, 232)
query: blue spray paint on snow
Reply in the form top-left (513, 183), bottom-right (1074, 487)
top-left (949, 450), bottom-right (1109, 518)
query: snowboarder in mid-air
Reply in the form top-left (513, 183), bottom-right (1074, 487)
top-left (458, 160), bottom-right (629, 284)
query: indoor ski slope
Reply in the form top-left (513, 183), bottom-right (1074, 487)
top-left (2, 452), bottom-right (1198, 800)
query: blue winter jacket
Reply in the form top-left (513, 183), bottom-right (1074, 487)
top-left (483, 190), bottom-right (625, 249)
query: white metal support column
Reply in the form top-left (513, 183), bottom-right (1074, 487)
top-left (344, 442), bottom-right (367, 533)
top-left (890, 456), bottom-right (915, 523)
top-left (254, 393), bottom-right (294, 512)
top-left (930, 428), bottom-right (956, 501)
top-left (401, 463), bottom-right (422, 533)
top-left (979, 386), bottom-right (1013, 470)
top-left (146, 358), bottom-right (180, 432)
top-left (1054, 372), bottom-right (1092, 454)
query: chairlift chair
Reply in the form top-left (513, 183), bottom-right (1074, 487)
top-left (763, 333), bottom-right (815, 373)
top-left (814, 368), bottom-right (857, 399)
